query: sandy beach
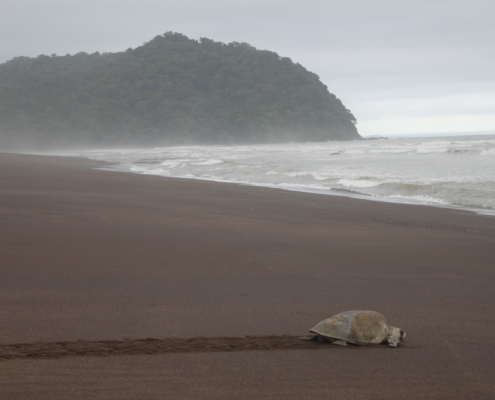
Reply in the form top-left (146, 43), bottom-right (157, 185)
top-left (0, 151), bottom-right (494, 399)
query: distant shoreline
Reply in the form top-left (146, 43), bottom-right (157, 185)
top-left (364, 130), bottom-right (495, 139)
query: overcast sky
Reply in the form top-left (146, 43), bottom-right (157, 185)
top-left (1, 0), bottom-right (494, 136)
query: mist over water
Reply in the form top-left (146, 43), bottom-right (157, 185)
top-left (68, 135), bottom-right (495, 215)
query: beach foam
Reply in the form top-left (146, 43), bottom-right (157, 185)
top-left (66, 135), bottom-right (495, 214)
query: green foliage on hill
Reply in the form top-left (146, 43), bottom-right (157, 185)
top-left (0, 33), bottom-right (360, 149)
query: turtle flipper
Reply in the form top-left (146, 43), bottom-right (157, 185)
top-left (330, 339), bottom-right (348, 346)
top-left (298, 334), bottom-right (331, 343)
top-left (298, 334), bottom-right (318, 341)
top-left (387, 335), bottom-right (400, 347)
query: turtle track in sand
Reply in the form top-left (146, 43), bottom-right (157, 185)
top-left (0, 336), bottom-right (326, 361)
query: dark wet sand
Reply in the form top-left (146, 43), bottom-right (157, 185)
top-left (0, 152), bottom-right (494, 399)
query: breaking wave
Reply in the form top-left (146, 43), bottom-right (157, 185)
top-left (66, 135), bottom-right (495, 215)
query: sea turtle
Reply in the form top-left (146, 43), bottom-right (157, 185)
top-left (300, 310), bottom-right (406, 347)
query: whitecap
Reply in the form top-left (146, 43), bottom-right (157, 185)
top-left (389, 194), bottom-right (449, 205)
top-left (312, 173), bottom-right (330, 181)
top-left (416, 147), bottom-right (449, 154)
top-left (480, 148), bottom-right (495, 156)
top-left (160, 160), bottom-right (187, 168)
top-left (285, 171), bottom-right (313, 178)
top-left (191, 159), bottom-right (224, 165)
top-left (143, 168), bottom-right (171, 176)
top-left (337, 179), bottom-right (380, 188)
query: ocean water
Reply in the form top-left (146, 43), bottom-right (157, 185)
top-left (68, 135), bottom-right (495, 215)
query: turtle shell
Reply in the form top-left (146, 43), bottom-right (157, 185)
top-left (310, 310), bottom-right (389, 345)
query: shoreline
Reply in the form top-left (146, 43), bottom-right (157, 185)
top-left (1, 151), bottom-right (495, 398)
top-left (47, 135), bottom-right (495, 219)
top-left (69, 149), bottom-right (495, 219)
top-left (104, 164), bottom-right (495, 218)
top-left (4, 150), bottom-right (494, 220)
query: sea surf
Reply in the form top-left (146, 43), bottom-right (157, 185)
top-left (65, 135), bottom-right (495, 216)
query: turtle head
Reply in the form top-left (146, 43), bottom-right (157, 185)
top-left (389, 326), bottom-right (406, 340)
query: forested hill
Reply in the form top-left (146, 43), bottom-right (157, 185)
top-left (0, 33), bottom-right (361, 149)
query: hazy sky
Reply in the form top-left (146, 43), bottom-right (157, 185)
top-left (1, 0), bottom-right (494, 136)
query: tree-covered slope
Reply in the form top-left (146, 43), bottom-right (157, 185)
top-left (0, 33), bottom-right (360, 149)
